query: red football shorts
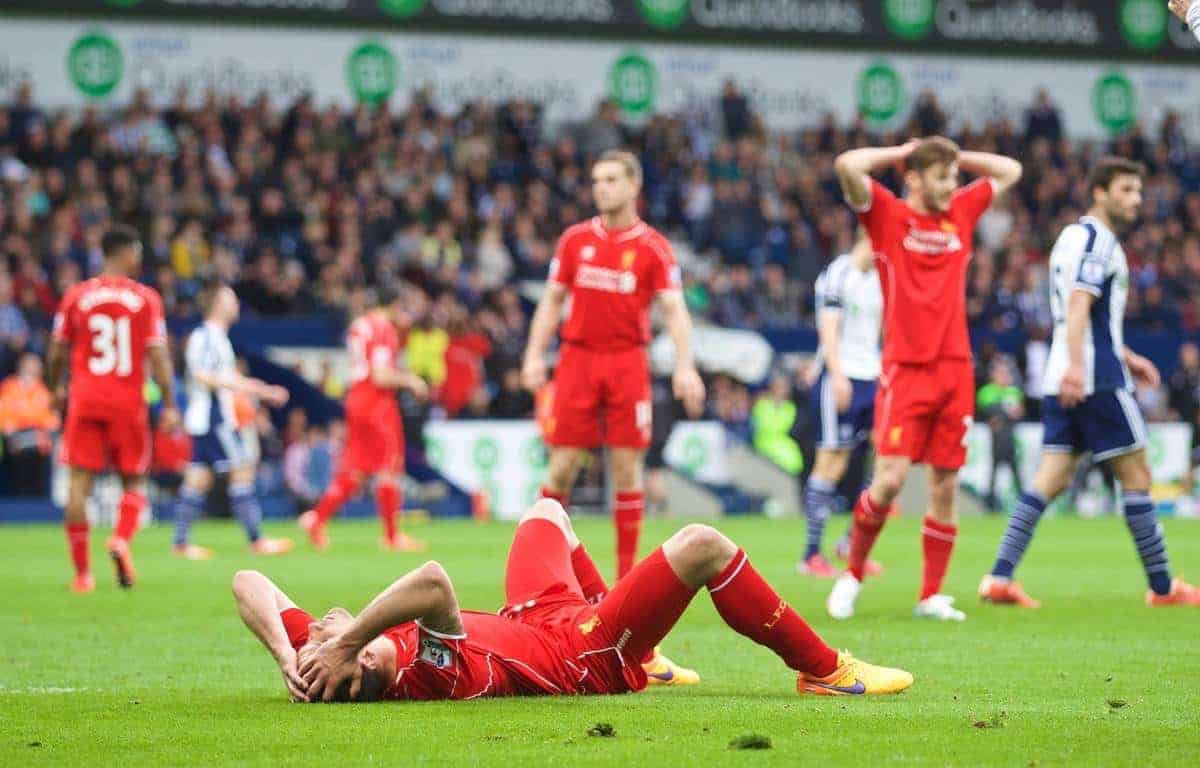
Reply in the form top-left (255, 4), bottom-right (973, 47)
top-left (341, 399), bottom-right (404, 476)
top-left (61, 406), bottom-right (151, 476)
top-left (874, 358), bottom-right (975, 470)
top-left (502, 518), bottom-right (694, 694)
top-left (546, 344), bottom-right (651, 449)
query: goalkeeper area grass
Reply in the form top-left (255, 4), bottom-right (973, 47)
top-left (1, 514), bottom-right (1197, 766)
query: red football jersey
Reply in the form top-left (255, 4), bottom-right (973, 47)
top-left (344, 311), bottom-right (401, 415)
top-left (549, 218), bottom-right (680, 352)
top-left (857, 178), bottom-right (994, 365)
top-left (282, 609), bottom-right (585, 700)
top-left (52, 275), bottom-right (166, 418)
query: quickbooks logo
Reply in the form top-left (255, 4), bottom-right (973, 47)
top-left (609, 52), bottom-right (657, 117)
top-left (67, 31), bottom-right (123, 99)
top-left (883, 0), bottom-right (935, 41)
top-left (346, 41), bottom-right (398, 104)
top-left (857, 61), bottom-right (905, 125)
top-left (1119, 0), bottom-right (1168, 51)
top-left (637, 0), bottom-right (689, 30)
top-left (1092, 71), bottom-right (1137, 135)
top-left (378, 0), bottom-right (426, 18)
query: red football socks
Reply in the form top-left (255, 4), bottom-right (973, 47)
top-left (375, 481), bottom-right (400, 541)
top-left (540, 487), bottom-right (567, 508)
top-left (614, 490), bottom-right (643, 579)
top-left (570, 544), bottom-right (609, 603)
top-left (920, 516), bottom-right (958, 600)
top-left (848, 490), bottom-right (890, 581)
top-left (114, 490), bottom-right (146, 543)
top-left (65, 522), bottom-right (90, 576)
top-left (314, 472), bottom-right (357, 524)
top-left (708, 549), bottom-right (838, 677)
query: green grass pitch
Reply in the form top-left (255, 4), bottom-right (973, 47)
top-left (2, 514), bottom-right (1198, 766)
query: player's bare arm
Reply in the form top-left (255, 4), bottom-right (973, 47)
top-left (657, 289), bottom-right (705, 417)
top-left (44, 338), bottom-right (69, 408)
top-left (147, 344), bottom-right (181, 430)
top-left (1170, 0), bottom-right (1200, 39)
top-left (521, 282), bottom-right (568, 392)
top-left (232, 570), bottom-right (309, 702)
top-left (957, 151), bottom-right (1024, 199)
top-left (191, 367), bottom-right (288, 408)
top-left (833, 140), bottom-right (920, 208)
top-left (300, 561), bottom-right (463, 702)
top-left (370, 359), bottom-right (429, 400)
top-left (815, 302), bottom-right (851, 412)
top-left (1060, 290), bottom-right (1095, 408)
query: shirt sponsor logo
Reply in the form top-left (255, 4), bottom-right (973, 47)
top-left (419, 637), bottom-right (454, 668)
top-left (902, 224), bottom-right (962, 254)
top-left (575, 264), bottom-right (637, 294)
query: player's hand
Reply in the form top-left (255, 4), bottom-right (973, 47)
top-left (159, 405), bottom-right (181, 432)
top-left (300, 634), bottom-right (361, 703)
top-left (1169, 0), bottom-right (1193, 23)
top-left (262, 385), bottom-right (290, 408)
top-left (832, 374), bottom-right (853, 413)
top-left (801, 360), bottom-right (822, 389)
top-left (673, 365), bottom-right (706, 418)
top-left (276, 647), bottom-right (308, 703)
top-left (521, 356), bottom-right (547, 393)
top-left (405, 374), bottom-right (429, 402)
top-left (51, 386), bottom-right (68, 416)
top-left (1127, 352), bottom-right (1161, 390)
top-left (1059, 364), bottom-right (1086, 408)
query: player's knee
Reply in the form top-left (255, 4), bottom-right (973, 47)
top-left (520, 497), bottom-right (568, 527)
top-left (670, 524), bottom-right (736, 567)
top-left (231, 569), bottom-right (260, 596)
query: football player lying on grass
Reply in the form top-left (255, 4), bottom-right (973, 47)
top-left (234, 499), bottom-right (912, 702)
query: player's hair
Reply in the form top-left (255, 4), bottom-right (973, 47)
top-left (1088, 157), bottom-right (1146, 193)
top-left (198, 280), bottom-right (230, 317)
top-left (906, 137), bottom-right (960, 174)
top-left (101, 224), bottom-right (141, 259)
top-left (594, 150), bottom-right (643, 186)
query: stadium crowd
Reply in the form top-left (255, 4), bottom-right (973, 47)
top-left (2, 80), bottom-right (1200, 493)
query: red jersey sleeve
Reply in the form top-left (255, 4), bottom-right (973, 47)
top-left (51, 287), bottom-right (77, 344)
top-left (856, 178), bottom-right (900, 239)
top-left (142, 288), bottom-right (167, 347)
top-left (646, 234), bottom-right (681, 293)
top-left (280, 608), bottom-right (314, 651)
top-left (548, 231), bottom-right (577, 287)
top-left (951, 177), bottom-right (996, 225)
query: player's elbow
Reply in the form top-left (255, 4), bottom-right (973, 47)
top-left (415, 561), bottom-right (454, 599)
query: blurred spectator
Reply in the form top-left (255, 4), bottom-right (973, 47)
top-left (1024, 89), bottom-right (1063, 143)
top-left (0, 273), bottom-right (30, 376)
top-left (720, 80), bottom-right (751, 140)
top-left (0, 353), bottom-right (57, 493)
top-left (1169, 342), bottom-right (1200, 425)
top-left (489, 367), bottom-right (534, 419)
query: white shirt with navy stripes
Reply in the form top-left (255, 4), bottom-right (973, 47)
top-left (1043, 215), bottom-right (1132, 396)
top-left (813, 253), bottom-right (882, 381)
top-left (184, 321), bottom-right (238, 435)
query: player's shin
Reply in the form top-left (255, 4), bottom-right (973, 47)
top-left (1122, 491), bottom-right (1173, 596)
top-left (230, 479), bottom-right (262, 543)
top-left (115, 489), bottom-right (147, 543)
top-left (920, 517), bottom-right (958, 600)
top-left (614, 490), bottom-right (643, 579)
top-left (847, 490), bottom-right (889, 581)
top-left (375, 480), bottom-right (400, 541)
top-left (314, 472), bottom-right (356, 524)
top-left (708, 549), bottom-right (838, 677)
top-left (803, 477), bottom-right (837, 559)
top-left (173, 485), bottom-right (205, 548)
top-left (65, 521), bottom-right (90, 577)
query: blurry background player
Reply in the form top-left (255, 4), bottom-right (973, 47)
top-left (299, 284), bottom-right (429, 551)
top-left (981, 158), bottom-right (1200, 608)
top-left (975, 357), bottom-right (1025, 513)
top-left (522, 150), bottom-right (705, 580)
top-left (45, 224), bottom-right (179, 592)
top-left (235, 499), bottom-right (912, 704)
top-left (799, 230), bottom-right (884, 579)
top-left (827, 137), bottom-right (1023, 622)
top-left (172, 284), bottom-right (292, 559)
